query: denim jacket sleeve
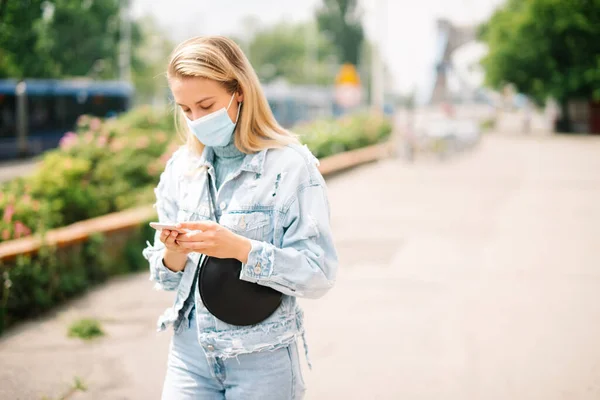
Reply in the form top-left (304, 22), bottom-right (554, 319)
top-left (142, 155), bottom-right (184, 291)
top-left (239, 164), bottom-right (338, 299)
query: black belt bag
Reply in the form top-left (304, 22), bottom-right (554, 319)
top-left (196, 169), bottom-right (282, 326)
top-left (198, 256), bottom-right (282, 326)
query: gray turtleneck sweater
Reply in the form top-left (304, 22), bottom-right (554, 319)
top-left (211, 135), bottom-right (245, 190)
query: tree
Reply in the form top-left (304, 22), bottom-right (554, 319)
top-left (40, 0), bottom-right (145, 79)
top-left (131, 16), bottom-right (175, 105)
top-left (0, 0), bottom-right (144, 80)
top-left (243, 22), bottom-right (338, 85)
top-left (479, 0), bottom-right (600, 131)
top-left (315, 0), bottom-right (364, 66)
top-left (0, 0), bottom-right (54, 78)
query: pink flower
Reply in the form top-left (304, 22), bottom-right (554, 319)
top-left (77, 115), bottom-right (90, 126)
top-left (90, 118), bottom-right (102, 131)
top-left (14, 221), bottom-right (26, 238)
top-left (147, 164), bottom-right (159, 176)
top-left (84, 132), bottom-right (94, 144)
top-left (22, 194), bottom-right (31, 204)
top-left (3, 204), bottom-right (14, 223)
top-left (97, 136), bottom-right (108, 147)
top-left (110, 139), bottom-right (126, 152)
top-left (167, 143), bottom-right (179, 155)
top-left (1, 230), bottom-right (9, 241)
top-left (155, 132), bottom-right (167, 143)
top-left (13, 221), bottom-right (30, 238)
top-left (135, 136), bottom-right (150, 149)
top-left (59, 132), bottom-right (78, 150)
top-left (159, 152), bottom-right (171, 165)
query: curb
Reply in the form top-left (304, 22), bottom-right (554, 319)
top-left (0, 141), bottom-right (392, 262)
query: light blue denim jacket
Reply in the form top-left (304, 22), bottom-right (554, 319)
top-left (142, 142), bottom-right (338, 360)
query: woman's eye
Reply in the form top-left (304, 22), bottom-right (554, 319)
top-left (200, 103), bottom-right (214, 110)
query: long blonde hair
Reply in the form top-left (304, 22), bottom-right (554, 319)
top-left (167, 36), bottom-right (298, 155)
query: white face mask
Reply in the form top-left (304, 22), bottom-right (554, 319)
top-left (184, 93), bottom-right (241, 147)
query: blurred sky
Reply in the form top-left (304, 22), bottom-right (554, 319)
top-left (132, 0), bottom-right (505, 97)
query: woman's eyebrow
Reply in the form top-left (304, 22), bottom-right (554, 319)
top-left (176, 96), bottom-right (215, 108)
top-left (195, 96), bottom-right (215, 104)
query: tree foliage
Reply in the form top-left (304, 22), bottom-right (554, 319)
top-left (0, 0), bottom-right (51, 78)
top-left (480, 0), bottom-right (600, 106)
top-left (130, 16), bottom-right (174, 104)
top-left (316, 0), bottom-right (364, 65)
top-left (241, 22), bottom-right (338, 85)
top-left (0, 0), bottom-right (143, 79)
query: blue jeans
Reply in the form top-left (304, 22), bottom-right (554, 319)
top-left (161, 312), bottom-right (306, 399)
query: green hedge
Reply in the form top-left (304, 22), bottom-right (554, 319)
top-left (0, 108), bottom-right (392, 334)
top-left (0, 224), bottom-right (154, 334)
top-left (0, 107), bottom-right (178, 241)
top-left (296, 112), bottom-right (392, 158)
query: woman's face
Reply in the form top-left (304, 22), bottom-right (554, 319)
top-left (170, 77), bottom-right (243, 122)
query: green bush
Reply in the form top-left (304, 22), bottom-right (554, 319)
top-left (0, 108), bottom-right (179, 241)
top-left (296, 112), bottom-right (392, 158)
top-left (0, 226), bottom-right (154, 334)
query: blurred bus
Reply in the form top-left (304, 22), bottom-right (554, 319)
top-left (0, 79), bottom-right (133, 160)
top-left (263, 83), bottom-right (336, 128)
top-left (263, 82), bottom-right (395, 127)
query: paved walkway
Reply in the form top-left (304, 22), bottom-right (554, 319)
top-left (0, 158), bottom-right (38, 183)
top-left (1, 132), bottom-right (600, 399)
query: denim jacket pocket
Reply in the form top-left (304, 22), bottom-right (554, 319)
top-left (220, 211), bottom-right (271, 241)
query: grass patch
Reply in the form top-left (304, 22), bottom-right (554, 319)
top-left (67, 318), bottom-right (104, 340)
top-left (40, 376), bottom-right (88, 400)
top-left (480, 118), bottom-right (496, 132)
top-left (72, 376), bottom-right (88, 392)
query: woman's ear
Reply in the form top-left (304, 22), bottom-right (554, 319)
top-left (236, 91), bottom-right (244, 104)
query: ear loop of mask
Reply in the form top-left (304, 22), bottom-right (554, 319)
top-left (228, 92), bottom-right (242, 124)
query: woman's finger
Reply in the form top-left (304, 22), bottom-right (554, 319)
top-left (159, 229), bottom-right (169, 243)
top-left (177, 221), bottom-right (213, 231)
top-left (175, 230), bottom-right (208, 242)
top-left (177, 241), bottom-right (209, 251)
top-left (165, 231), bottom-right (179, 246)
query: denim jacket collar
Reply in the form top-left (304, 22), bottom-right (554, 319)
top-left (189, 145), bottom-right (267, 175)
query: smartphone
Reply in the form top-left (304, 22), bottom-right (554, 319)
top-left (149, 222), bottom-right (184, 232)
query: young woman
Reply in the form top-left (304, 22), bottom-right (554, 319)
top-left (142, 36), bottom-right (338, 400)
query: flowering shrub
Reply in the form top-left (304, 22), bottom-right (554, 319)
top-left (0, 179), bottom-right (40, 242)
top-left (0, 226), bottom-right (154, 334)
top-left (0, 108), bottom-right (179, 241)
top-left (296, 112), bottom-right (392, 158)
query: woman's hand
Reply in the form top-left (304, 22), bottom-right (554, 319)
top-left (159, 229), bottom-right (193, 255)
top-left (175, 221), bottom-right (252, 263)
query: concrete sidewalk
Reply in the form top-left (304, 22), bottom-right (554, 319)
top-left (2, 133), bottom-right (600, 399)
top-left (0, 158), bottom-right (38, 183)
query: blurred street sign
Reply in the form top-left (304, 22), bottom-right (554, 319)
top-left (335, 63), bottom-right (361, 86)
top-left (335, 63), bottom-right (362, 109)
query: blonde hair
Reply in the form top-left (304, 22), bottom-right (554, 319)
top-left (167, 36), bottom-right (299, 155)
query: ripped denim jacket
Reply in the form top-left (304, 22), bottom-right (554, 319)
top-left (142, 143), bottom-right (338, 362)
